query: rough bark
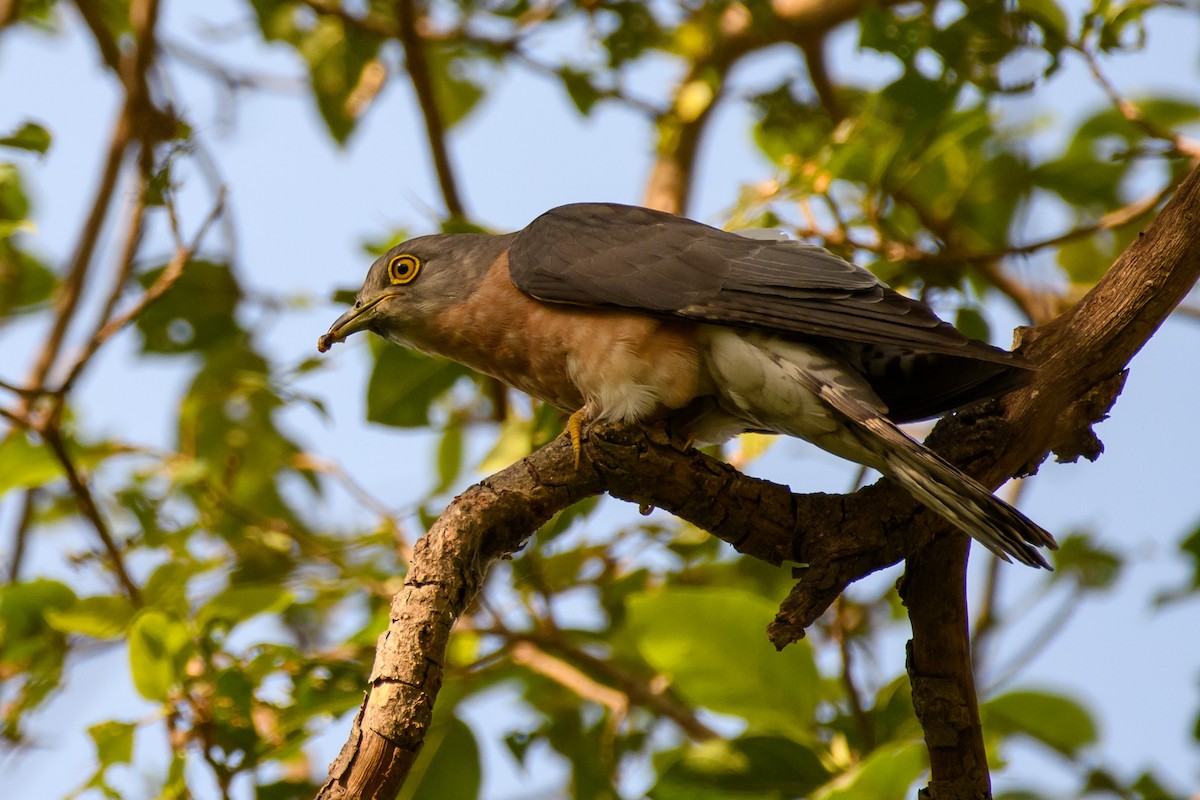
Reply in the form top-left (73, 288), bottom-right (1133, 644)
top-left (317, 163), bottom-right (1200, 799)
top-left (902, 536), bottom-right (992, 800)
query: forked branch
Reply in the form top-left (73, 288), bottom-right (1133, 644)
top-left (317, 162), bottom-right (1200, 798)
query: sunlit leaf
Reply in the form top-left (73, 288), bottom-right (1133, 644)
top-left (625, 587), bottom-right (819, 734)
top-left (652, 735), bottom-right (829, 798)
top-left (44, 595), bottom-right (136, 640)
top-left (0, 579), bottom-right (76, 658)
top-left (89, 720), bottom-right (136, 766)
top-left (128, 610), bottom-right (191, 702)
top-left (812, 739), bottom-right (927, 800)
top-left (246, 0), bottom-right (383, 143)
top-left (0, 120), bottom-right (52, 155)
top-left (0, 431), bottom-right (63, 495)
top-left (478, 414), bottom-right (535, 473)
top-left (433, 421), bottom-right (464, 494)
top-left (197, 584), bottom-right (294, 629)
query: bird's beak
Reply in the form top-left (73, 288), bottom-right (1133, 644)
top-left (317, 292), bottom-right (391, 353)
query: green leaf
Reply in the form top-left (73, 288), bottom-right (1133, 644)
top-left (366, 344), bottom-right (471, 428)
top-left (426, 43), bottom-right (487, 130)
top-left (1051, 533), bottom-right (1122, 590)
top-left (197, 584), bottom-right (294, 628)
top-left (0, 247), bottom-right (56, 317)
top-left (600, 1), bottom-right (663, 67)
top-left (141, 560), bottom-right (201, 617)
top-left (478, 414), bottom-right (535, 473)
top-left (0, 579), bottom-right (76, 649)
top-left (625, 587), bottom-right (819, 733)
top-left (433, 421), bottom-right (464, 494)
top-left (1156, 522), bottom-right (1200, 605)
top-left (813, 739), bottom-right (927, 800)
top-left (0, 431), bottom-right (63, 495)
top-left (247, 0), bottom-right (383, 143)
top-left (1057, 231), bottom-right (1113, 284)
top-left (0, 120), bottom-right (52, 155)
top-left (128, 610), bottom-right (190, 702)
top-left (44, 595), bottom-right (136, 639)
top-left (652, 735), bottom-right (829, 798)
top-left (955, 307), bottom-right (991, 342)
top-left (399, 715), bottom-right (481, 800)
top-left (88, 720), bottom-right (136, 766)
top-left (984, 689), bottom-right (1098, 757)
top-left (135, 259), bottom-right (242, 354)
top-left (560, 67), bottom-right (601, 116)
top-left (0, 162), bottom-right (30, 222)
top-left (1017, 0), bottom-right (1069, 40)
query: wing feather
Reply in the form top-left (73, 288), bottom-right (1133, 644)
top-left (508, 203), bottom-right (1019, 365)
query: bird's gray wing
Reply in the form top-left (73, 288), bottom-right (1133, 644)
top-left (508, 203), bottom-right (1016, 364)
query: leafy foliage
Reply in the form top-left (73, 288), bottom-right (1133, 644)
top-left (0, 1), bottom-right (1197, 798)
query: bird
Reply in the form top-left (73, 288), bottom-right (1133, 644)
top-left (319, 202), bottom-right (1058, 568)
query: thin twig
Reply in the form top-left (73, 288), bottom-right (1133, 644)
top-left (5, 488), bottom-right (38, 583)
top-left (21, 114), bottom-right (131, 399)
top-left (0, 378), bottom-right (40, 397)
top-left (1075, 43), bottom-right (1200, 158)
top-left (832, 598), bottom-right (874, 752)
top-left (508, 625), bottom-right (718, 743)
top-left (395, 0), bottom-right (466, 219)
top-left (970, 550), bottom-right (1004, 675)
top-left (984, 584), bottom-right (1084, 692)
top-left (56, 192), bottom-right (226, 397)
top-left (38, 425), bottom-right (141, 604)
top-left (71, 0), bottom-right (123, 72)
top-left (163, 40), bottom-right (308, 93)
top-left (510, 640), bottom-right (629, 717)
top-left (969, 480), bottom-right (1029, 674)
top-left (802, 37), bottom-right (843, 122)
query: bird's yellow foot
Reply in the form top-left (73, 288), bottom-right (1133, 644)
top-left (567, 409), bottom-right (587, 468)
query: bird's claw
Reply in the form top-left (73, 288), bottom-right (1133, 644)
top-left (567, 410), bottom-right (586, 469)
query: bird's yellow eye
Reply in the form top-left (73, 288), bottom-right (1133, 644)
top-left (387, 253), bottom-right (421, 285)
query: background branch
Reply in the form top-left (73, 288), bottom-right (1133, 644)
top-left (394, 0), bottom-right (466, 220)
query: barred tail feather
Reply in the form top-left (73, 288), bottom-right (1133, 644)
top-left (863, 416), bottom-right (1058, 569)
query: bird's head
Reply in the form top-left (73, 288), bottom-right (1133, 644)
top-left (318, 232), bottom-right (507, 353)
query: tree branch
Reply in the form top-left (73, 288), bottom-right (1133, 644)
top-left (900, 533), bottom-right (990, 799)
top-left (496, 624), bottom-right (719, 743)
top-left (21, 112), bottom-right (130, 398)
top-left (394, 0), bottom-right (466, 220)
top-left (56, 191), bottom-right (226, 397)
top-left (317, 161), bottom-right (1200, 797)
top-left (4, 488), bottom-right (38, 583)
top-left (38, 425), bottom-right (141, 604)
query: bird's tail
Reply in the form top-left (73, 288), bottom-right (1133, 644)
top-left (861, 414), bottom-right (1058, 568)
top-left (702, 331), bottom-right (1057, 567)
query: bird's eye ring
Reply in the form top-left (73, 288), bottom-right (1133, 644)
top-left (387, 253), bottom-right (421, 285)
